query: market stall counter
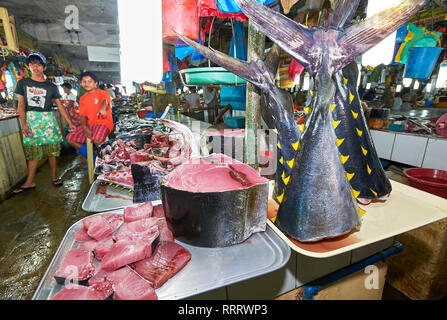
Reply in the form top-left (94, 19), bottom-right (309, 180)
top-left (0, 113), bottom-right (27, 199)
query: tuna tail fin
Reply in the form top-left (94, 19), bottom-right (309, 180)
top-left (264, 44), bottom-right (282, 82)
top-left (337, 0), bottom-right (428, 70)
top-left (175, 32), bottom-right (263, 88)
top-left (328, 0), bottom-right (361, 28)
top-left (234, 0), bottom-right (314, 75)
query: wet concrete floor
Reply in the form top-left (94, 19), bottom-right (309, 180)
top-left (0, 153), bottom-right (91, 300)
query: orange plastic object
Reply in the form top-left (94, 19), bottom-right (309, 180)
top-left (162, 0), bottom-right (199, 45)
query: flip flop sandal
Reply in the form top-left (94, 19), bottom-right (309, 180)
top-left (52, 179), bottom-right (63, 186)
top-left (11, 186), bottom-right (36, 196)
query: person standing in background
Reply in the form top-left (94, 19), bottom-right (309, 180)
top-left (203, 86), bottom-right (219, 124)
top-left (61, 82), bottom-right (80, 127)
top-left (13, 52), bottom-right (75, 195)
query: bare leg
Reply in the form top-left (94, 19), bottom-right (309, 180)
top-left (23, 160), bottom-right (38, 187)
top-left (48, 156), bottom-right (58, 181)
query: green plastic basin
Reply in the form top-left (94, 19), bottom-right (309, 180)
top-left (180, 67), bottom-right (246, 85)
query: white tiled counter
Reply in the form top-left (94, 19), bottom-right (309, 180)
top-left (370, 129), bottom-right (447, 171)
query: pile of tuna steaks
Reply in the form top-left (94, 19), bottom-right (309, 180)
top-left (50, 202), bottom-right (191, 300)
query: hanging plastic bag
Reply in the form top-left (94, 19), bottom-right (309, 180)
top-left (216, 0), bottom-right (277, 13)
top-left (288, 59), bottom-right (304, 83)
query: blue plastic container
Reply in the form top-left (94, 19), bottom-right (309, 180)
top-left (78, 143), bottom-right (97, 163)
top-left (145, 111), bottom-right (164, 118)
top-left (403, 46), bottom-right (444, 79)
top-left (225, 116), bottom-right (245, 128)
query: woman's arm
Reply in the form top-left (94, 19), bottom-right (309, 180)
top-left (17, 95), bottom-right (31, 136)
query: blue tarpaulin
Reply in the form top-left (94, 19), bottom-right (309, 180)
top-left (216, 0), bottom-right (276, 14)
top-left (175, 31), bottom-right (205, 62)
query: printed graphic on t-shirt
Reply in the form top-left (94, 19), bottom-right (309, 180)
top-left (27, 86), bottom-right (47, 109)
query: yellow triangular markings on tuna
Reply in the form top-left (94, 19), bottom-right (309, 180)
top-left (277, 141), bottom-right (281, 149)
top-left (352, 189), bottom-right (360, 198)
top-left (336, 138), bottom-right (345, 147)
top-left (310, 90), bottom-right (314, 96)
top-left (356, 128), bottom-right (363, 137)
top-left (345, 172), bottom-right (355, 181)
top-left (333, 120), bottom-right (341, 129)
top-left (270, 215), bottom-right (277, 223)
top-left (331, 104), bottom-right (336, 111)
top-left (358, 207), bottom-right (366, 217)
top-left (340, 154), bottom-right (350, 164)
top-left (283, 175), bottom-right (291, 185)
top-left (273, 128), bottom-right (278, 134)
top-left (292, 140), bottom-right (301, 151)
top-left (305, 107), bottom-right (312, 114)
top-left (298, 124), bottom-right (306, 133)
top-left (287, 158), bottom-right (295, 168)
top-left (277, 190), bottom-right (285, 203)
top-left (367, 164), bottom-right (372, 174)
top-left (370, 188), bottom-right (378, 197)
top-left (349, 91), bottom-right (355, 103)
top-left (272, 115), bottom-right (276, 120)
top-left (361, 145), bottom-right (368, 156)
top-left (351, 110), bottom-right (358, 119)
top-left (344, 77), bottom-right (348, 85)
top-left (281, 170), bottom-right (286, 180)
top-left (279, 156), bottom-right (284, 165)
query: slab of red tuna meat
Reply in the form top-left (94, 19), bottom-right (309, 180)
top-left (156, 218), bottom-right (174, 242)
top-left (152, 205), bottom-right (165, 218)
top-left (103, 169), bottom-right (134, 187)
top-left (106, 266), bottom-right (157, 300)
top-left (74, 227), bottom-right (94, 242)
top-left (134, 241), bottom-right (191, 288)
top-left (123, 202), bottom-right (153, 223)
top-left (103, 214), bottom-right (124, 231)
top-left (113, 217), bottom-right (159, 242)
top-left (50, 283), bottom-right (112, 300)
top-left (54, 248), bottom-right (95, 285)
top-left (81, 238), bottom-right (115, 261)
top-left (164, 153), bottom-right (268, 192)
top-left (82, 215), bottom-right (114, 241)
top-left (100, 234), bottom-right (159, 271)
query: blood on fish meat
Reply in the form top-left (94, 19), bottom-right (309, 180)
top-left (54, 248), bottom-right (95, 285)
top-left (106, 266), bottom-right (157, 300)
top-left (123, 202), bottom-right (153, 223)
top-left (134, 241), bottom-right (191, 289)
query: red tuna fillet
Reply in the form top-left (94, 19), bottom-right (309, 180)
top-left (113, 217), bottom-right (159, 242)
top-left (152, 205), bottom-right (165, 218)
top-left (103, 214), bottom-right (124, 231)
top-left (100, 233), bottom-right (159, 271)
top-left (81, 238), bottom-right (115, 261)
top-left (50, 283), bottom-right (112, 300)
top-left (82, 215), bottom-right (114, 240)
top-left (123, 202), bottom-right (153, 223)
top-left (54, 248), bottom-right (95, 285)
top-left (106, 266), bottom-right (157, 300)
top-left (88, 268), bottom-right (113, 296)
top-left (156, 218), bottom-right (174, 242)
top-left (74, 227), bottom-right (94, 242)
top-left (134, 241), bottom-right (191, 288)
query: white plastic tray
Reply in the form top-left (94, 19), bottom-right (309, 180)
top-left (32, 210), bottom-right (290, 300)
top-left (268, 180), bottom-right (447, 258)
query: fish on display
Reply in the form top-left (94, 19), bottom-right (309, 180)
top-left (177, 0), bottom-right (427, 242)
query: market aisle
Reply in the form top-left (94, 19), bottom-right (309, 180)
top-left (0, 153), bottom-right (91, 300)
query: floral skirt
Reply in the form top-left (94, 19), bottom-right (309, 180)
top-left (23, 111), bottom-right (63, 147)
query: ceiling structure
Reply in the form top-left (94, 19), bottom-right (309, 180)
top-left (1, 0), bottom-right (121, 83)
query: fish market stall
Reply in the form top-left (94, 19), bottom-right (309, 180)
top-left (0, 111), bottom-right (27, 200)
